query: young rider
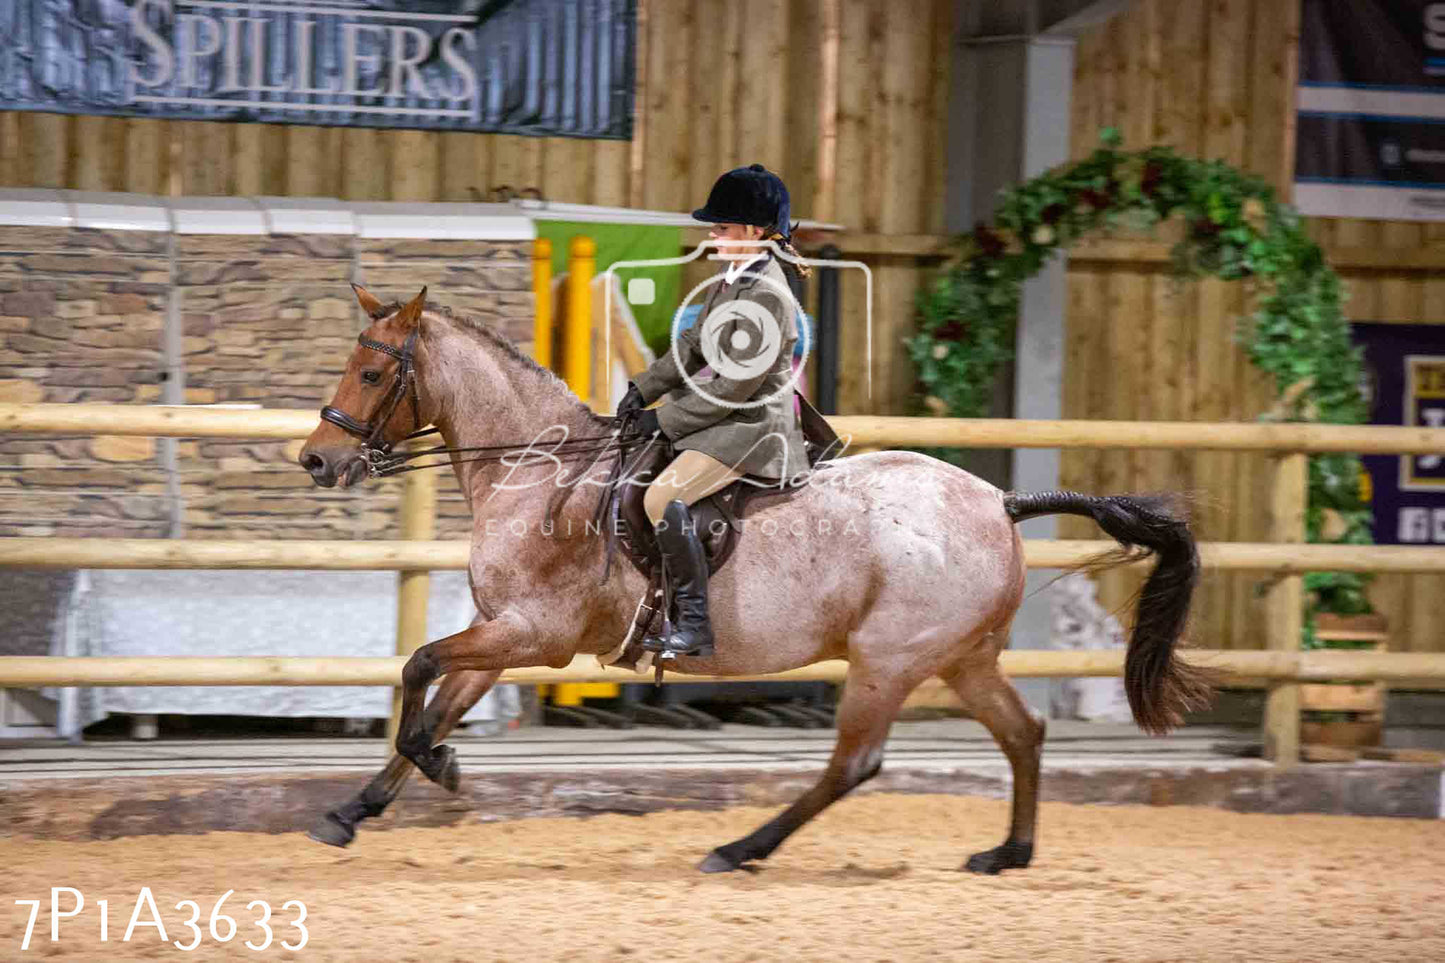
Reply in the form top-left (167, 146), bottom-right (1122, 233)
top-left (616, 163), bottom-right (812, 658)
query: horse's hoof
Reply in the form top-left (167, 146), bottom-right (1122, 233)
top-left (422, 744), bottom-right (460, 793)
top-left (306, 812), bottom-right (356, 848)
top-left (962, 841), bottom-right (1033, 875)
top-left (698, 850), bottom-right (737, 874)
top-left (698, 850), bottom-right (749, 874)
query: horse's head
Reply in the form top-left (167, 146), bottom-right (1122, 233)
top-left (299, 284), bottom-right (428, 488)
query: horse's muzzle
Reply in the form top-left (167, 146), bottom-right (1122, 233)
top-left (300, 449), bottom-right (367, 489)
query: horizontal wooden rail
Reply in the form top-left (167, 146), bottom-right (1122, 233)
top-left (835, 416), bottom-right (1445, 454)
top-left (2, 650), bottom-right (1442, 688)
top-left (1071, 236), bottom-right (1445, 273)
top-left (789, 232), bottom-right (1445, 272)
top-left (0, 403), bottom-right (315, 439)
top-left (0, 538), bottom-right (470, 570)
top-left (1038, 541), bottom-right (1445, 573)
top-left (1, 537), bottom-right (1440, 573)
top-left (5, 404), bottom-right (1445, 454)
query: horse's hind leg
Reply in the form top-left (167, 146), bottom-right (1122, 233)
top-left (941, 659), bottom-right (1045, 874)
top-left (308, 669), bottom-right (500, 847)
top-left (698, 665), bottom-right (914, 874)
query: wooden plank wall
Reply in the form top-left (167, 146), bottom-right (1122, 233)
top-left (1064, 0), bottom-right (1445, 654)
top-left (0, 0), bottom-right (953, 417)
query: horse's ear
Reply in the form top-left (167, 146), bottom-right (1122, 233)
top-left (395, 286), bottom-right (427, 331)
top-left (351, 282), bottom-right (387, 320)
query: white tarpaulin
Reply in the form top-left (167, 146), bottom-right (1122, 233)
top-left (44, 569), bottom-right (518, 738)
top-left (1048, 573), bottom-right (1133, 724)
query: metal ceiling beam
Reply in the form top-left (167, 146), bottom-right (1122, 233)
top-left (958, 0), bottom-right (1130, 43)
top-left (1039, 0), bottom-right (1135, 37)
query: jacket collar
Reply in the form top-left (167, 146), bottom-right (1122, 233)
top-left (723, 250), bottom-right (774, 291)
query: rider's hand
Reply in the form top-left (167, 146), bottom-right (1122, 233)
top-left (617, 383), bottom-right (645, 417)
top-left (634, 407), bottom-right (663, 439)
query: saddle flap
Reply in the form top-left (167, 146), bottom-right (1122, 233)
top-left (617, 442), bottom-right (669, 572)
top-left (796, 390), bottom-right (841, 466)
top-left (612, 443), bottom-right (827, 582)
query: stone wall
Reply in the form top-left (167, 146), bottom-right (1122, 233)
top-left (0, 225), bottom-right (533, 541)
top-left (0, 227), bottom-right (171, 538)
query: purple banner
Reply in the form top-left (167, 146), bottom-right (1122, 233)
top-left (1354, 322), bottom-right (1445, 544)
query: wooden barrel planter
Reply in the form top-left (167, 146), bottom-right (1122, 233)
top-left (1300, 613), bottom-right (1389, 750)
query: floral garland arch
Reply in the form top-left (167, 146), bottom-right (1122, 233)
top-left (907, 130), bottom-right (1374, 635)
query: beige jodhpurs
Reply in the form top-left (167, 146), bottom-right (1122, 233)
top-left (642, 449), bottom-right (744, 526)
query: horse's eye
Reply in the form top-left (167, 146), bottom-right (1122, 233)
top-left (361, 369), bottom-right (382, 385)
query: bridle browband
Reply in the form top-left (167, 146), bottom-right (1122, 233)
top-left (317, 329), bottom-right (647, 479)
top-left (319, 330), bottom-right (424, 458)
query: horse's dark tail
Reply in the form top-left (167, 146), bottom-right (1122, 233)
top-left (1003, 490), bottom-right (1214, 735)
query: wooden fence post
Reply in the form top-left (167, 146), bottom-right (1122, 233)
top-left (387, 459), bottom-right (437, 742)
top-left (1263, 451), bottom-right (1309, 766)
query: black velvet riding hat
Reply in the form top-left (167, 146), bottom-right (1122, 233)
top-left (692, 163), bottom-right (792, 240)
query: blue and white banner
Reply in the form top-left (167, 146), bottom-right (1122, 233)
top-left (1296, 0), bottom-right (1445, 220)
top-left (0, 1), bottom-right (635, 138)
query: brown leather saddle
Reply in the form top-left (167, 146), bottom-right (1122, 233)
top-left (598, 391), bottom-right (841, 666)
top-left (613, 390), bottom-right (840, 581)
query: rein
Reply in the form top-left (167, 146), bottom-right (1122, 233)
top-left (318, 331), bottom-right (647, 479)
top-left (366, 430), bottom-right (641, 478)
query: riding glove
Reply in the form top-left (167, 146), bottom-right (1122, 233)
top-left (634, 407), bottom-right (663, 439)
top-left (617, 383), bottom-right (646, 417)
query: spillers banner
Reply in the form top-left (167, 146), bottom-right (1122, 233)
top-left (1296, 0), bottom-right (1445, 220)
top-left (1354, 323), bottom-right (1445, 545)
top-left (0, 0), bottom-right (635, 137)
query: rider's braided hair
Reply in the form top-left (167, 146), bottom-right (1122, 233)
top-left (767, 227), bottom-right (812, 280)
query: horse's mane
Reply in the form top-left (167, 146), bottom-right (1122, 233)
top-left (386, 299), bottom-right (610, 428)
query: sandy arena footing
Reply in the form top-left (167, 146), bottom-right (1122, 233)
top-left (3, 794), bottom-right (1444, 962)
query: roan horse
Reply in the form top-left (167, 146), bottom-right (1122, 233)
top-left (298, 285), bottom-right (1211, 874)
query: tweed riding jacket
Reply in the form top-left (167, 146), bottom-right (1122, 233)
top-left (632, 253), bottom-right (811, 481)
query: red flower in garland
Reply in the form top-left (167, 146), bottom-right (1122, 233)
top-left (1189, 217), bottom-right (1221, 239)
top-left (1141, 161), bottom-right (1164, 196)
top-left (972, 223), bottom-right (1006, 259)
top-left (932, 320), bottom-right (968, 342)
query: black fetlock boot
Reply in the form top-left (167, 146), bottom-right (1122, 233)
top-left (642, 499), bottom-right (715, 659)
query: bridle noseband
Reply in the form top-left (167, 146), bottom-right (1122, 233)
top-left (319, 330), bottom-right (424, 467)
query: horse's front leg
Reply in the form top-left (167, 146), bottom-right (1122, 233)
top-left (396, 613), bottom-right (551, 790)
top-left (309, 669), bottom-right (500, 847)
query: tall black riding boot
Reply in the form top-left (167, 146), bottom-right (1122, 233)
top-left (642, 499), bottom-right (715, 659)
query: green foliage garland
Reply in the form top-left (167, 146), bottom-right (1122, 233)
top-left (908, 130), bottom-right (1374, 646)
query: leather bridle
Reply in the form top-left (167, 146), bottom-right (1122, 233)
top-left (319, 330), bottom-right (426, 469)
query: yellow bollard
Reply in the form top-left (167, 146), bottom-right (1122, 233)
top-left (531, 237), bottom-right (553, 370)
top-left (555, 235), bottom-right (615, 707)
top-left (564, 236), bottom-right (595, 402)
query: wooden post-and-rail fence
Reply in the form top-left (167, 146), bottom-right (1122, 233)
top-left (2, 401), bottom-right (1445, 766)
